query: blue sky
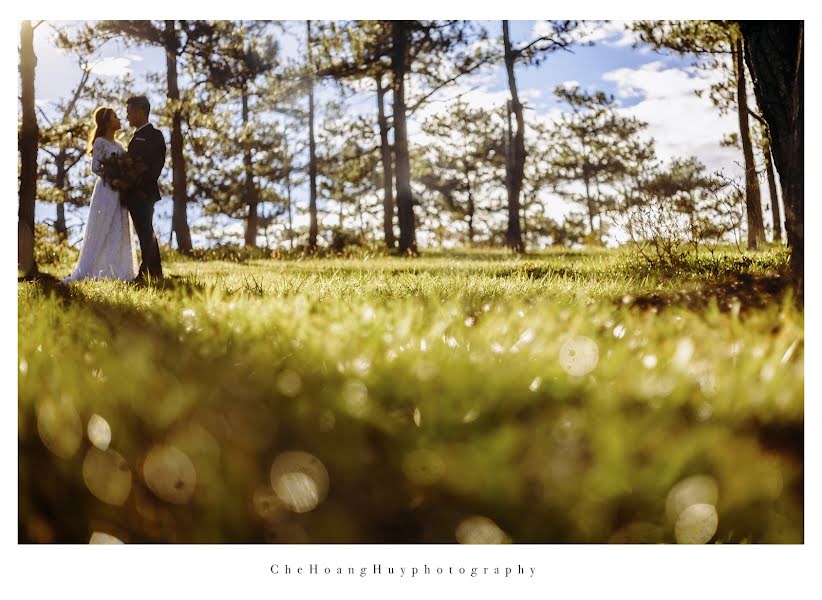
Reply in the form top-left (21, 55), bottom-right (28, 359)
top-left (30, 20), bottom-right (758, 247)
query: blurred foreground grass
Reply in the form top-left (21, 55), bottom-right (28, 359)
top-left (18, 246), bottom-right (803, 543)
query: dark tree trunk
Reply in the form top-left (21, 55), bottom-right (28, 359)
top-left (740, 21), bottom-right (803, 285)
top-left (466, 188), bottom-right (475, 244)
top-left (734, 35), bottom-right (766, 250)
top-left (286, 177), bottom-right (294, 250)
top-left (241, 90), bottom-right (258, 247)
top-left (582, 165), bottom-right (600, 244)
top-left (762, 131), bottom-right (783, 243)
top-left (391, 21), bottom-right (416, 255)
top-left (358, 197), bottom-right (366, 239)
top-left (522, 198), bottom-right (528, 238)
top-left (583, 174), bottom-right (599, 244)
top-left (283, 128), bottom-right (294, 251)
top-left (502, 21), bottom-right (525, 253)
top-left (307, 20), bottom-right (319, 252)
top-left (165, 20), bottom-right (193, 253)
top-left (504, 98), bottom-right (513, 197)
top-left (54, 149), bottom-right (68, 240)
top-left (18, 20), bottom-right (38, 277)
top-left (376, 75), bottom-right (396, 249)
top-left (56, 203), bottom-right (67, 240)
top-left (53, 67), bottom-right (90, 242)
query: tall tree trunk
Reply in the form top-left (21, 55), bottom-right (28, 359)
top-left (376, 75), bottom-right (396, 249)
top-left (467, 188), bottom-right (475, 245)
top-left (55, 202), bottom-right (67, 240)
top-left (583, 173), bottom-right (598, 243)
top-left (740, 21), bottom-right (802, 285)
top-left (521, 198), bottom-right (528, 238)
top-left (392, 20), bottom-right (417, 255)
top-left (54, 149), bottom-right (68, 240)
top-left (762, 132), bottom-right (783, 243)
top-left (734, 35), bottom-right (766, 250)
top-left (504, 98), bottom-right (513, 196)
top-left (18, 20), bottom-right (38, 277)
top-left (358, 196), bottom-right (366, 239)
top-left (306, 20), bottom-right (319, 252)
top-left (165, 20), bottom-right (193, 253)
top-left (502, 21), bottom-right (525, 253)
top-left (283, 128), bottom-right (294, 251)
top-left (241, 89), bottom-right (258, 247)
top-left (53, 67), bottom-right (90, 242)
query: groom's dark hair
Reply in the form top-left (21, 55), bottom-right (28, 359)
top-left (127, 95), bottom-right (151, 115)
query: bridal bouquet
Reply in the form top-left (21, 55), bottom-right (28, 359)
top-left (99, 154), bottom-right (146, 205)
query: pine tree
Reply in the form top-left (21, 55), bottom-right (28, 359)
top-left (186, 21), bottom-right (281, 247)
top-left (417, 100), bottom-right (505, 244)
top-left (314, 20), bottom-right (490, 255)
top-left (547, 85), bottom-right (655, 245)
top-left (500, 20), bottom-right (581, 253)
top-left (313, 20), bottom-right (396, 249)
top-left (632, 20), bottom-right (766, 249)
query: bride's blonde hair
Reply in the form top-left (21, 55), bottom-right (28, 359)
top-left (86, 107), bottom-right (113, 155)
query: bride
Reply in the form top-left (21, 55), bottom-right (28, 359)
top-left (62, 106), bottom-right (138, 283)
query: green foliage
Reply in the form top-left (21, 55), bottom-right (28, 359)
top-left (621, 158), bottom-right (746, 267)
top-left (546, 85), bottom-right (656, 242)
top-left (318, 114), bottom-right (382, 230)
top-left (417, 100), bottom-right (506, 243)
top-left (183, 21), bottom-right (289, 245)
top-left (33, 223), bottom-right (79, 267)
top-left (326, 226), bottom-right (368, 252)
top-left (164, 243), bottom-right (275, 263)
top-left (632, 21), bottom-right (740, 115)
top-left (19, 248), bottom-right (802, 543)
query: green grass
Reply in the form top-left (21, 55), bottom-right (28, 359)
top-left (18, 246), bottom-right (803, 543)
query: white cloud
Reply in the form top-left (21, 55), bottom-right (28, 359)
top-left (89, 57), bottom-right (134, 78)
top-left (520, 59), bottom-right (745, 231)
top-left (601, 61), bottom-right (741, 175)
top-left (532, 20), bottom-right (643, 49)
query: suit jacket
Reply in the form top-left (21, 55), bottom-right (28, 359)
top-left (126, 123), bottom-right (166, 206)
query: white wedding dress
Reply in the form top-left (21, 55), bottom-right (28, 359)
top-left (63, 137), bottom-right (138, 282)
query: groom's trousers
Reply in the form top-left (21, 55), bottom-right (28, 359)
top-left (129, 201), bottom-right (163, 278)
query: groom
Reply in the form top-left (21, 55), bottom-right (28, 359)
top-left (125, 95), bottom-right (165, 281)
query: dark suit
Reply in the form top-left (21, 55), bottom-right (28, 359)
top-left (126, 123), bottom-right (166, 278)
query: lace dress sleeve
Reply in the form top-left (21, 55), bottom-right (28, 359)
top-left (91, 138), bottom-right (109, 177)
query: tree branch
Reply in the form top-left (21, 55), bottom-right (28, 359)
top-left (514, 34), bottom-right (572, 58)
top-left (67, 153), bottom-right (85, 171)
top-left (747, 107), bottom-right (767, 126)
top-left (36, 105), bottom-right (53, 126)
top-left (407, 57), bottom-right (491, 116)
top-left (61, 65), bottom-right (92, 126)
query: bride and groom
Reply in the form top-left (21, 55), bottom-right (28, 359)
top-left (63, 95), bottom-right (165, 283)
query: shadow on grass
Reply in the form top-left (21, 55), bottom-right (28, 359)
top-left (621, 272), bottom-right (795, 314)
top-left (19, 274), bottom-right (494, 542)
top-left (22, 272), bottom-right (207, 297)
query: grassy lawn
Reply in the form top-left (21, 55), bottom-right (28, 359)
top-left (18, 247), bottom-right (803, 543)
